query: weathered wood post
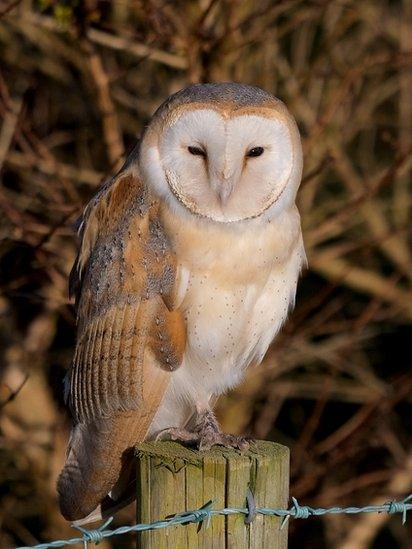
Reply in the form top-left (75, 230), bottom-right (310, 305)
top-left (135, 440), bottom-right (289, 548)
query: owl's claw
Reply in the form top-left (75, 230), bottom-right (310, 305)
top-left (156, 427), bottom-right (199, 444)
top-left (155, 410), bottom-right (251, 452)
top-left (198, 431), bottom-right (250, 452)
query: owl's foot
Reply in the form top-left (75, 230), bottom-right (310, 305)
top-left (194, 409), bottom-right (251, 451)
top-left (156, 410), bottom-right (250, 452)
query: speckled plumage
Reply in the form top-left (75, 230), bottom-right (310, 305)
top-left (58, 82), bottom-right (305, 523)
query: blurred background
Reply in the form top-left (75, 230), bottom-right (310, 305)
top-left (0, 1), bottom-right (411, 547)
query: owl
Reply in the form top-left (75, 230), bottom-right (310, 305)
top-left (58, 83), bottom-right (305, 523)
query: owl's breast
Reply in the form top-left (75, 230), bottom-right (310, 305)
top-left (178, 243), bottom-right (302, 398)
top-left (156, 204), bottom-right (305, 412)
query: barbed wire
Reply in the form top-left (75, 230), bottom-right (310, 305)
top-left (18, 493), bottom-right (412, 549)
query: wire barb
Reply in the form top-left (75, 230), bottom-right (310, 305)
top-left (291, 497), bottom-right (312, 519)
top-left (245, 488), bottom-right (257, 525)
top-left (173, 500), bottom-right (214, 529)
top-left (387, 494), bottom-right (412, 525)
top-left (72, 517), bottom-right (113, 548)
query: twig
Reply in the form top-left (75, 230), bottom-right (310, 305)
top-left (0, 373), bottom-right (28, 409)
top-left (310, 255), bottom-right (412, 318)
top-left (0, 93), bottom-right (22, 170)
top-left (82, 39), bottom-right (124, 169)
top-left (4, 150), bottom-right (103, 185)
top-left (0, 0), bottom-right (21, 19)
top-left (23, 12), bottom-right (188, 70)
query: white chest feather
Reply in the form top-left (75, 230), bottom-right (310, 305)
top-left (180, 253), bottom-right (301, 393)
top-left (150, 206), bottom-right (305, 433)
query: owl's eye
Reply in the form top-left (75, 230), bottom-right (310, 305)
top-left (247, 147), bottom-right (264, 158)
top-left (188, 146), bottom-right (206, 158)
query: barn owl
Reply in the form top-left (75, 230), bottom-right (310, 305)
top-left (58, 83), bottom-right (305, 522)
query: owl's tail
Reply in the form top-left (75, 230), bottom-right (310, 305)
top-left (57, 412), bottom-right (144, 522)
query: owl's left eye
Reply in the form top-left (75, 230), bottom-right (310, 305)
top-left (188, 146), bottom-right (207, 158)
top-left (246, 147), bottom-right (264, 158)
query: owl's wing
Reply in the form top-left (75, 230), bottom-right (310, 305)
top-left (57, 166), bottom-right (186, 521)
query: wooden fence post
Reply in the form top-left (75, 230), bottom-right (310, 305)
top-left (135, 440), bottom-right (289, 548)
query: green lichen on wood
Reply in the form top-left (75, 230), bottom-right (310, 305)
top-left (135, 439), bottom-right (287, 463)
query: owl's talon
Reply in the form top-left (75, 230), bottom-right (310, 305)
top-left (155, 427), bottom-right (198, 444)
top-left (198, 432), bottom-right (251, 452)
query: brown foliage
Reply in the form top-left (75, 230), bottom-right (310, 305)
top-left (0, 1), bottom-right (411, 547)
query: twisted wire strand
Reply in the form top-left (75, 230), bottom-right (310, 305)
top-left (18, 494), bottom-right (412, 549)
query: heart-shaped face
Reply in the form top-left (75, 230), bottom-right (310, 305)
top-left (139, 83), bottom-right (302, 223)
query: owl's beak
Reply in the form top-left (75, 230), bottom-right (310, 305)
top-left (217, 179), bottom-right (235, 205)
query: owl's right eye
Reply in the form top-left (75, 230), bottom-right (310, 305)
top-left (188, 146), bottom-right (206, 158)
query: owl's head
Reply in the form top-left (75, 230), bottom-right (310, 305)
top-left (139, 83), bottom-right (302, 223)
